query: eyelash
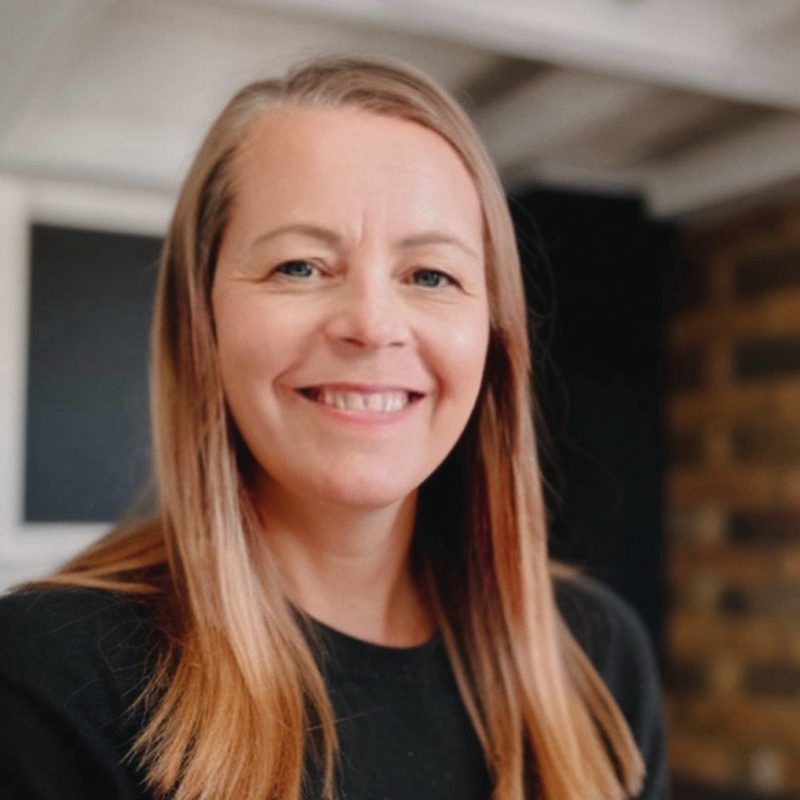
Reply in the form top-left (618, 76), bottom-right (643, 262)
top-left (410, 268), bottom-right (456, 289)
top-left (271, 261), bottom-right (458, 289)
top-left (273, 259), bottom-right (320, 279)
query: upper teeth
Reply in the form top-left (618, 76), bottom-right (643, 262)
top-left (316, 389), bottom-right (410, 413)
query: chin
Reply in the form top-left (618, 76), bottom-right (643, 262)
top-left (315, 473), bottom-right (419, 511)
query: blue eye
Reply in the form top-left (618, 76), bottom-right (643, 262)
top-left (275, 260), bottom-right (317, 278)
top-left (412, 269), bottom-right (454, 288)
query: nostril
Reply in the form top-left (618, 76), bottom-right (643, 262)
top-left (332, 332), bottom-right (407, 350)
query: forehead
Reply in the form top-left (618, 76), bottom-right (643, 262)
top-left (227, 105), bottom-right (484, 241)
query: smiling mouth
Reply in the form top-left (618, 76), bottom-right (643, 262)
top-left (297, 387), bottom-right (424, 413)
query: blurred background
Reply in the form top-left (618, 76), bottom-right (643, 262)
top-left (2, 1), bottom-right (800, 797)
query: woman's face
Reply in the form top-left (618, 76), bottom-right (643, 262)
top-left (212, 106), bottom-right (489, 513)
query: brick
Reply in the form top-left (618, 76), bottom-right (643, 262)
top-left (708, 341), bottom-right (733, 384)
top-left (710, 656), bottom-right (742, 695)
top-left (669, 570), bottom-right (722, 613)
top-left (667, 657), bottom-right (710, 692)
top-left (778, 547), bottom-right (800, 581)
top-left (743, 662), bottom-right (800, 698)
top-left (668, 731), bottom-right (737, 785)
top-left (745, 584), bottom-right (800, 619)
top-left (667, 505), bottom-right (726, 548)
top-left (704, 426), bottom-right (731, 464)
top-left (670, 291), bottom-right (800, 346)
top-left (734, 337), bottom-right (800, 380)
top-left (729, 511), bottom-right (800, 547)
top-left (744, 292), bottom-right (800, 335)
top-left (668, 612), bottom-right (800, 662)
top-left (668, 377), bottom-right (800, 428)
top-left (743, 745), bottom-right (786, 794)
top-left (780, 469), bottom-right (800, 507)
top-left (667, 198), bottom-right (800, 794)
top-left (718, 585), bottom-right (751, 616)
top-left (667, 465), bottom-right (778, 509)
top-left (671, 695), bottom-right (800, 749)
top-left (732, 425), bottom-right (800, 464)
top-left (734, 249), bottom-right (800, 299)
top-left (669, 581), bottom-right (800, 620)
top-left (669, 546), bottom-right (775, 585)
top-left (782, 748), bottom-right (800, 791)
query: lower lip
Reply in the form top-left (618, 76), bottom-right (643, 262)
top-left (294, 390), bottom-right (423, 427)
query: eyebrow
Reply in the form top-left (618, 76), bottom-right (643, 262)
top-left (251, 223), bottom-right (340, 251)
top-left (250, 223), bottom-right (481, 262)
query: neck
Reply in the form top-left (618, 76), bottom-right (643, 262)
top-left (254, 481), bottom-right (434, 647)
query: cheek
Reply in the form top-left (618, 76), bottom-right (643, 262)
top-left (216, 316), bottom-right (262, 387)
top-left (215, 296), bottom-right (297, 377)
top-left (214, 307), bottom-right (286, 420)
top-left (434, 311), bottom-right (490, 404)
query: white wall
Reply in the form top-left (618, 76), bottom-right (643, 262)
top-left (0, 173), bottom-right (171, 592)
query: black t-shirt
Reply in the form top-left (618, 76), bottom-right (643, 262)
top-left (0, 576), bottom-right (669, 799)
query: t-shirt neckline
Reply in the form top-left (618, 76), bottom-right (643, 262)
top-left (302, 614), bottom-right (447, 685)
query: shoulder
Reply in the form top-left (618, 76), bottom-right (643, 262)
top-left (554, 573), bottom-right (670, 799)
top-left (0, 585), bottom-right (158, 716)
top-left (0, 584), bottom-right (156, 655)
top-left (554, 573), bottom-right (655, 676)
top-left (554, 572), bottom-right (660, 712)
top-left (0, 586), bottom-right (160, 798)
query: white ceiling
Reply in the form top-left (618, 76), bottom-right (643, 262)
top-left (3, 0), bottom-right (800, 221)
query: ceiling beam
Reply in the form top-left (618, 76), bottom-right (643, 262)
top-left (219, 0), bottom-right (800, 111)
top-left (473, 69), bottom-right (649, 173)
top-left (644, 111), bottom-right (800, 217)
top-left (0, 0), bottom-right (112, 145)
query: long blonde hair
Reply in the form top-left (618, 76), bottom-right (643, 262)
top-left (43, 56), bottom-right (644, 799)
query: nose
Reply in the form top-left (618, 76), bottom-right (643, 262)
top-left (323, 267), bottom-right (408, 350)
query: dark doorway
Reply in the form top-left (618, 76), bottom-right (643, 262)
top-left (511, 188), bottom-right (677, 662)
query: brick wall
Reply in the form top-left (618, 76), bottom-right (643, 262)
top-left (666, 198), bottom-right (800, 797)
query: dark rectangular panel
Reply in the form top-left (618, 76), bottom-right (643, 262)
top-left (24, 224), bottom-right (162, 523)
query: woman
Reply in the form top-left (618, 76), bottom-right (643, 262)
top-left (0, 57), bottom-right (668, 799)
